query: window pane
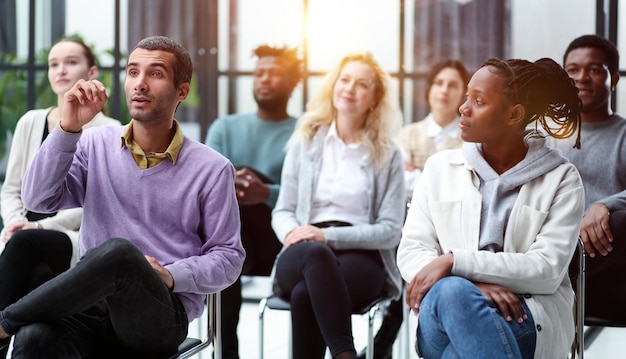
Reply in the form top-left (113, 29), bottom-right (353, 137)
top-left (65, 0), bottom-right (127, 67)
top-left (620, 1), bottom-right (626, 69)
top-left (33, 70), bottom-right (55, 109)
top-left (219, 0), bottom-right (303, 71)
top-left (0, 68), bottom-right (28, 178)
top-left (616, 80), bottom-right (626, 116)
top-left (306, 0), bottom-right (400, 72)
top-left (510, 0), bottom-right (595, 62)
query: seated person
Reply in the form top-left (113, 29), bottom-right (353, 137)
top-left (205, 44), bottom-right (302, 359)
top-left (398, 58), bottom-right (584, 358)
top-left (399, 59), bottom-right (469, 199)
top-left (554, 34), bottom-right (626, 321)
top-left (0, 35), bottom-right (244, 358)
top-left (271, 51), bottom-right (406, 359)
top-left (0, 37), bottom-right (120, 357)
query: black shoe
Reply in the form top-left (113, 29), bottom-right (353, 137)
top-left (0, 337), bottom-right (10, 359)
top-left (356, 345), bottom-right (392, 359)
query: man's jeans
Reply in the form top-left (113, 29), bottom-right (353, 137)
top-left (0, 238), bottom-right (188, 358)
top-left (417, 276), bottom-right (536, 359)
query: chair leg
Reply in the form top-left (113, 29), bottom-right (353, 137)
top-left (258, 297), bottom-right (268, 359)
top-left (583, 327), bottom-right (604, 351)
top-left (214, 292), bottom-right (222, 359)
top-left (366, 305), bottom-right (381, 359)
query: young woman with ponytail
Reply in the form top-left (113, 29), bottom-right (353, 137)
top-left (398, 57), bottom-right (584, 359)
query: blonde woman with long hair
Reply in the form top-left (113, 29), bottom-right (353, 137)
top-left (271, 52), bottom-right (405, 359)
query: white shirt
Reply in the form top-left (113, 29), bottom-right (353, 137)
top-left (426, 114), bottom-right (461, 151)
top-left (404, 114), bottom-right (461, 198)
top-left (309, 122), bottom-right (370, 225)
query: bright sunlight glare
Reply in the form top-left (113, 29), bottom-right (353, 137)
top-left (305, 0), bottom-right (392, 70)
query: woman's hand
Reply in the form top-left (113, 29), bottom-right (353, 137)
top-left (405, 252), bottom-right (453, 314)
top-left (284, 225), bottom-right (325, 247)
top-left (1, 221), bottom-right (38, 243)
top-left (474, 282), bottom-right (527, 323)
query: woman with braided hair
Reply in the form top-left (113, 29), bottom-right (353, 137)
top-left (397, 57), bottom-right (584, 359)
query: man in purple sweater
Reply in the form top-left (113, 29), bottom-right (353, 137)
top-left (0, 36), bottom-right (244, 358)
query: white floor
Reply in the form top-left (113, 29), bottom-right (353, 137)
top-left (6, 275), bottom-right (623, 358)
top-left (194, 276), bottom-right (626, 359)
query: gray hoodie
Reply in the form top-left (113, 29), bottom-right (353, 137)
top-left (463, 131), bottom-right (568, 252)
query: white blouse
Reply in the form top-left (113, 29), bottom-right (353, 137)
top-left (308, 122), bottom-right (370, 225)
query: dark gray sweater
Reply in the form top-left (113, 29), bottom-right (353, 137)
top-left (553, 114), bottom-right (626, 212)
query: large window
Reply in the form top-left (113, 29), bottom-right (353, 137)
top-left (0, 0), bottom-right (618, 181)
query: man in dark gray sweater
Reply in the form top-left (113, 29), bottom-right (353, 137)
top-left (557, 34), bottom-right (626, 321)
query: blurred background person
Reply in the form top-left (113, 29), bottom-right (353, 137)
top-left (399, 59), bottom-right (470, 199)
top-left (0, 37), bottom-right (120, 358)
top-left (205, 44), bottom-right (302, 359)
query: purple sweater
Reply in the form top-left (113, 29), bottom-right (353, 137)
top-left (22, 124), bottom-right (244, 321)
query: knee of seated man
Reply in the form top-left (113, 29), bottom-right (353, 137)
top-left (91, 237), bottom-right (143, 263)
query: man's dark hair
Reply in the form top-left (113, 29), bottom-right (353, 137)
top-left (252, 45), bottom-right (303, 86)
top-left (563, 34), bottom-right (620, 74)
top-left (134, 36), bottom-right (193, 87)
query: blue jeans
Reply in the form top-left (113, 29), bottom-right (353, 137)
top-left (417, 276), bottom-right (536, 359)
top-left (0, 238), bottom-right (188, 358)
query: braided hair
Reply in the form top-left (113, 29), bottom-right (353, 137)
top-left (482, 58), bottom-right (582, 148)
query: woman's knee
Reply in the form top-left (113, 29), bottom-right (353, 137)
top-left (300, 242), bottom-right (335, 265)
top-left (4, 230), bottom-right (40, 253)
top-left (277, 242), bottom-right (335, 274)
top-left (423, 276), bottom-right (477, 307)
top-left (276, 243), bottom-right (335, 292)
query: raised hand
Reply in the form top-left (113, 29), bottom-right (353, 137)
top-left (61, 79), bottom-right (108, 132)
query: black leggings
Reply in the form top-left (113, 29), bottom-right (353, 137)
top-left (0, 229), bottom-right (72, 310)
top-left (275, 242), bottom-right (385, 359)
